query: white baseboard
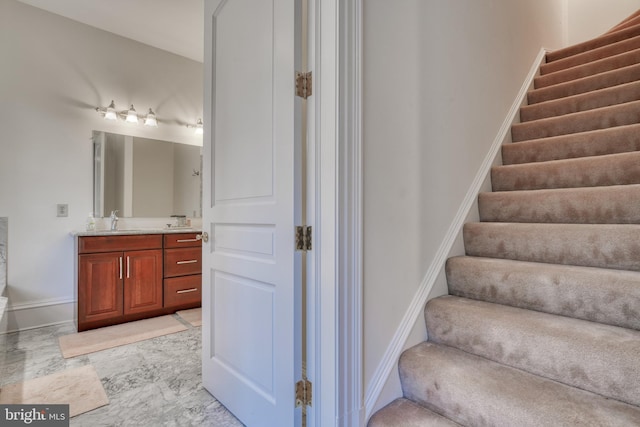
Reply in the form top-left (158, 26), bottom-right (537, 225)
top-left (363, 48), bottom-right (548, 419)
top-left (5, 297), bottom-right (75, 333)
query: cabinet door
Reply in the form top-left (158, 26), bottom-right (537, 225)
top-left (123, 249), bottom-right (163, 315)
top-left (78, 252), bottom-right (124, 324)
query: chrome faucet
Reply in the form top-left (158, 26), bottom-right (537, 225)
top-left (110, 210), bottom-right (119, 231)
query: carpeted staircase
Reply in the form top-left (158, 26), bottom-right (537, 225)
top-left (369, 11), bottom-right (640, 427)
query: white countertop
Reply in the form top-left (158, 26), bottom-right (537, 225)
top-left (72, 227), bottom-right (202, 237)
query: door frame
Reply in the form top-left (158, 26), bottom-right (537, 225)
top-left (306, 0), bottom-right (363, 425)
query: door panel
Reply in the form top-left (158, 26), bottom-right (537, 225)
top-left (212, 271), bottom-right (275, 394)
top-left (213, 224), bottom-right (276, 261)
top-left (123, 249), bottom-right (163, 315)
top-left (78, 252), bottom-right (123, 324)
top-left (213, 0), bottom-right (274, 202)
top-left (202, 0), bottom-right (300, 425)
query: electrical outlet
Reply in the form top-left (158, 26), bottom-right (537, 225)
top-left (57, 204), bottom-right (68, 217)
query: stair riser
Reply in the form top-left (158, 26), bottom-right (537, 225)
top-left (446, 256), bottom-right (640, 331)
top-left (534, 49), bottom-right (640, 89)
top-left (547, 22), bottom-right (640, 62)
top-left (425, 296), bottom-right (640, 405)
top-left (367, 399), bottom-right (459, 427)
top-left (520, 81), bottom-right (640, 122)
top-left (512, 101), bottom-right (640, 142)
top-left (492, 151), bottom-right (640, 191)
top-left (399, 343), bottom-right (640, 427)
top-left (502, 124), bottom-right (640, 165)
top-left (541, 36), bottom-right (640, 75)
top-left (528, 63), bottom-right (640, 104)
top-left (463, 222), bottom-right (640, 271)
top-left (478, 185), bottom-right (640, 224)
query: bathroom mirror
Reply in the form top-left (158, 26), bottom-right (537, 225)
top-left (93, 131), bottom-right (202, 218)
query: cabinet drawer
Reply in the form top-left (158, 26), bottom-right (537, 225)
top-left (164, 275), bottom-right (201, 308)
top-left (164, 233), bottom-right (202, 248)
top-left (164, 247), bottom-right (202, 277)
top-left (79, 234), bottom-right (162, 254)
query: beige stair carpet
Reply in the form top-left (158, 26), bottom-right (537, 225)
top-left (0, 365), bottom-right (109, 417)
top-left (547, 21), bottom-right (640, 61)
top-left (58, 315), bottom-right (187, 358)
top-left (368, 8), bottom-right (640, 426)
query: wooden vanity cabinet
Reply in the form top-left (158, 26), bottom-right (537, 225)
top-left (163, 233), bottom-right (202, 309)
top-left (77, 235), bottom-right (163, 331)
top-left (77, 232), bottom-right (202, 331)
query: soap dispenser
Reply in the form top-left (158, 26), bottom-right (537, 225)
top-left (86, 213), bottom-right (96, 231)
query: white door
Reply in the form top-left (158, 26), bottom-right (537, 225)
top-left (202, 0), bottom-right (301, 426)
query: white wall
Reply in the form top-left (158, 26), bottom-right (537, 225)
top-left (363, 0), bottom-right (566, 413)
top-left (0, 0), bottom-right (203, 331)
top-left (566, 0), bottom-right (639, 45)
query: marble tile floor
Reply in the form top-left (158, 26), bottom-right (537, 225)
top-left (0, 315), bottom-right (244, 427)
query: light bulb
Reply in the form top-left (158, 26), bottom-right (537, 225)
top-left (104, 100), bottom-right (117, 120)
top-left (125, 105), bottom-right (138, 123)
top-left (144, 108), bottom-right (158, 127)
top-left (195, 118), bottom-right (203, 135)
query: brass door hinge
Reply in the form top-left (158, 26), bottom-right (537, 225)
top-left (295, 226), bottom-right (312, 251)
top-left (295, 378), bottom-right (312, 407)
top-left (295, 71), bottom-right (312, 99)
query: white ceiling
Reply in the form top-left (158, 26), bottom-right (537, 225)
top-left (17, 0), bottom-right (204, 63)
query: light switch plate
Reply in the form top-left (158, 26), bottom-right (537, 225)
top-left (57, 204), bottom-right (68, 217)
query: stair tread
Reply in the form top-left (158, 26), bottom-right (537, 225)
top-left (478, 184), bottom-right (640, 224)
top-left (520, 79), bottom-right (640, 122)
top-left (528, 62), bottom-right (640, 104)
top-left (512, 99), bottom-right (640, 142)
top-left (606, 12), bottom-right (640, 35)
top-left (541, 34), bottom-right (640, 75)
top-left (463, 221), bottom-right (640, 271)
top-left (535, 47), bottom-right (640, 89)
top-left (547, 21), bottom-right (640, 62)
top-left (367, 398), bottom-right (460, 427)
top-left (446, 256), bottom-right (640, 330)
top-left (426, 295), bottom-right (640, 405)
top-left (400, 342), bottom-right (640, 427)
top-left (493, 150), bottom-right (640, 191)
top-left (502, 123), bottom-right (640, 165)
